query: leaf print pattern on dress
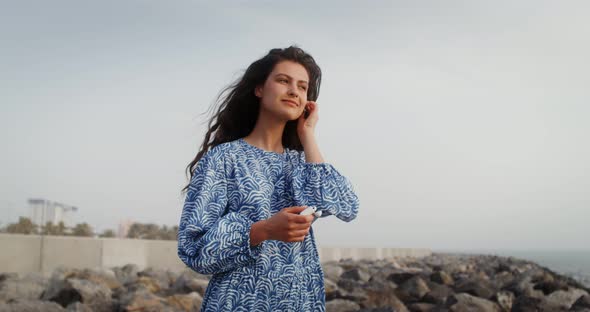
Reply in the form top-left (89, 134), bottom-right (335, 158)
top-left (178, 138), bottom-right (359, 311)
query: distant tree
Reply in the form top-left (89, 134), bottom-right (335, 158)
top-left (41, 221), bottom-right (56, 235)
top-left (71, 222), bottom-right (93, 237)
top-left (5, 217), bottom-right (37, 234)
top-left (100, 229), bottom-right (116, 238)
top-left (160, 225), bottom-right (179, 241)
top-left (41, 221), bottom-right (67, 236)
top-left (127, 223), bottom-right (143, 239)
top-left (127, 223), bottom-right (178, 240)
top-left (143, 223), bottom-right (160, 240)
top-left (55, 221), bottom-right (67, 235)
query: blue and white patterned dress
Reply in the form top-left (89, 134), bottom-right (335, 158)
top-left (177, 137), bottom-right (359, 311)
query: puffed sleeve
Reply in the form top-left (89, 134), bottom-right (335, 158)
top-left (177, 146), bottom-right (262, 275)
top-left (290, 151), bottom-right (359, 222)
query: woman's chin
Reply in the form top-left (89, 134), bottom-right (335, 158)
top-left (276, 110), bottom-right (301, 121)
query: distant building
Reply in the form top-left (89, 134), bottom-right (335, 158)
top-left (29, 198), bottom-right (78, 226)
top-left (118, 219), bottom-right (134, 238)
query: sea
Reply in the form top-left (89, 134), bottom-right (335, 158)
top-left (434, 249), bottom-right (590, 288)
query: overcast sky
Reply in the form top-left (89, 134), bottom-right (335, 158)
top-left (1, 1), bottom-right (588, 251)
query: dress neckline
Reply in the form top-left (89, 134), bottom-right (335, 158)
top-left (238, 138), bottom-right (288, 156)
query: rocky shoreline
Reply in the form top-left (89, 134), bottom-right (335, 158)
top-left (1, 253), bottom-right (589, 311)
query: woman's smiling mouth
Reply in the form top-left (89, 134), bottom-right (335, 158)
top-left (282, 99), bottom-right (298, 107)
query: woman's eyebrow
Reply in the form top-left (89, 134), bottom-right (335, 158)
top-left (275, 73), bottom-right (308, 85)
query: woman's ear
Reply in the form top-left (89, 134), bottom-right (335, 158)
top-left (254, 85), bottom-right (262, 98)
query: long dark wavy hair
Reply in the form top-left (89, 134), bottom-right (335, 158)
top-left (182, 46), bottom-right (322, 193)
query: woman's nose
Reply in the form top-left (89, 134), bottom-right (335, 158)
top-left (287, 87), bottom-right (298, 97)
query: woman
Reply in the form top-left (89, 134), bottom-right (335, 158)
top-left (178, 46), bottom-right (359, 311)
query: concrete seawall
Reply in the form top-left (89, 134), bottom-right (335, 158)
top-left (0, 233), bottom-right (431, 273)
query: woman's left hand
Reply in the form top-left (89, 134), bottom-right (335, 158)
top-left (297, 101), bottom-right (319, 140)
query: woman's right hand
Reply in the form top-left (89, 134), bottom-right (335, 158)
top-left (263, 206), bottom-right (315, 243)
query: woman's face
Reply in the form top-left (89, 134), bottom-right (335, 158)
top-left (255, 60), bottom-right (309, 121)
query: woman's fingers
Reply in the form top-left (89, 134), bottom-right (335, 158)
top-left (290, 214), bottom-right (314, 224)
top-left (289, 221), bottom-right (312, 231)
top-left (287, 229), bottom-right (310, 241)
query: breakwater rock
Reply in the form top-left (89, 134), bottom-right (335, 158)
top-left (1, 253), bottom-right (589, 311)
top-left (324, 253), bottom-right (590, 312)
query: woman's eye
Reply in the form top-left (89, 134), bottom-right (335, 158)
top-left (299, 86), bottom-right (307, 90)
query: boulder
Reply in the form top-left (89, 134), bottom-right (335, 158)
top-left (171, 273), bottom-right (209, 297)
top-left (326, 298), bottom-right (360, 312)
top-left (117, 289), bottom-right (168, 312)
top-left (112, 264), bottom-right (139, 285)
top-left (166, 292), bottom-right (202, 312)
top-left (454, 277), bottom-right (496, 299)
top-left (66, 302), bottom-right (93, 312)
top-left (422, 283), bottom-right (454, 305)
top-left (407, 302), bottom-right (436, 312)
top-left (42, 278), bottom-right (113, 311)
top-left (138, 268), bottom-right (173, 293)
top-left (336, 278), bottom-right (367, 302)
top-left (447, 293), bottom-right (502, 312)
top-left (0, 299), bottom-right (66, 312)
top-left (511, 295), bottom-right (543, 312)
top-left (540, 288), bottom-right (588, 311)
top-left (324, 279), bottom-right (341, 301)
top-left (76, 268), bottom-right (121, 291)
top-left (341, 267), bottom-right (371, 283)
top-left (396, 276), bottom-right (431, 302)
top-left (322, 263), bottom-right (344, 282)
top-left (493, 290), bottom-right (515, 311)
top-left (0, 273), bottom-right (48, 302)
top-left (362, 278), bottom-right (408, 312)
top-left (431, 271), bottom-right (454, 286)
top-left (572, 294), bottom-right (590, 310)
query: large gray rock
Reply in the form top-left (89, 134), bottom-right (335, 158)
top-left (326, 299), bottom-right (360, 312)
top-left (396, 276), bottom-right (431, 302)
top-left (66, 302), bottom-right (93, 312)
top-left (367, 264), bottom-right (400, 285)
top-left (165, 292), bottom-right (202, 312)
top-left (388, 272), bottom-right (417, 285)
top-left (503, 274), bottom-right (544, 298)
top-left (431, 271), bottom-right (454, 286)
top-left (322, 263), bottom-right (344, 282)
top-left (494, 290), bottom-right (515, 311)
top-left (341, 268), bottom-right (371, 283)
top-left (171, 271), bottom-right (209, 296)
top-left (407, 302), bottom-right (436, 312)
top-left (454, 277), bottom-right (496, 299)
top-left (447, 293), bottom-right (502, 312)
top-left (361, 279), bottom-right (408, 312)
top-left (117, 288), bottom-right (168, 312)
top-left (42, 278), bottom-right (112, 311)
top-left (422, 282), bottom-right (454, 305)
top-left (324, 279), bottom-right (341, 301)
top-left (511, 295), bottom-right (543, 311)
top-left (539, 288), bottom-right (589, 311)
top-left (573, 294), bottom-right (590, 310)
top-left (126, 276), bottom-right (166, 294)
top-left (493, 271), bottom-right (515, 289)
top-left (137, 268), bottom-right (173, 294)
top-left (0, 299), bottom-right (66, 312)
top-left (78, 268), bottom-right (121, 291)
top-left (113, 264), bottom-right (139, 285)
top-left (0, 273), bottom-right (48, 302)
top-left (336, 278), bottom-right (367, 302)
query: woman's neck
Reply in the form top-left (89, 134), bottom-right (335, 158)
top-left (244, 111), bottom-right (286, 153)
